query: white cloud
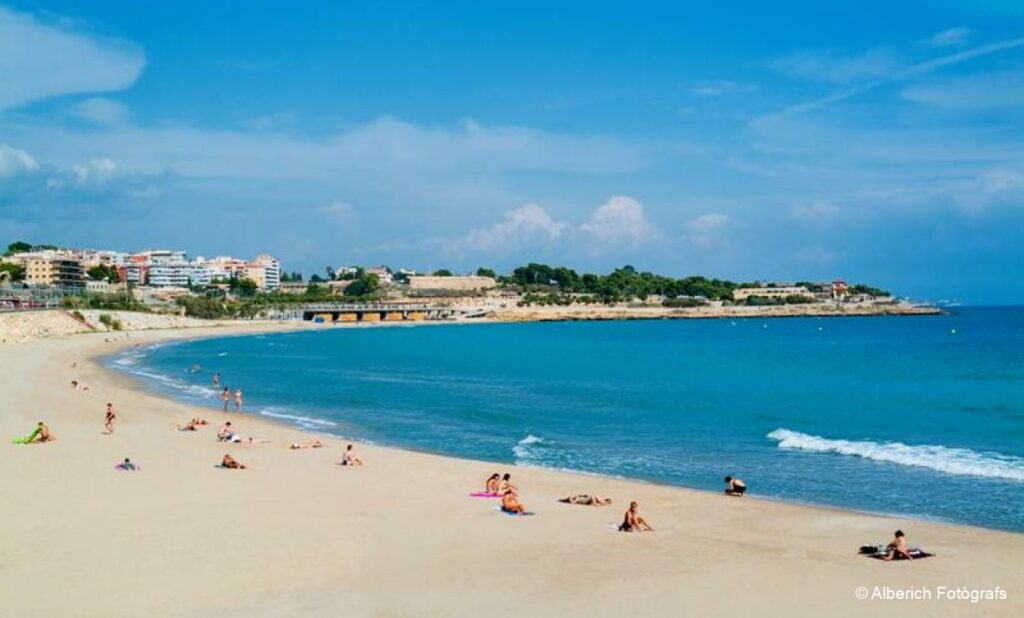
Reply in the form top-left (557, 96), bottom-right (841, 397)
top-left (954, 168), bottom-right (1024, 211)
top-left (579, 196), bottom-right (658, 244)
top-left (0, 7), bottom-right (145, 111)
top-left (461, 204), bottom-right (566, 251)
top-left (71, 157), bottom-right (118, 185)
top-left (72, 97), bottom-right (129, 125)
top-left (927, 27), bottom-right (972, 48)
top-left (763, 35), bottom-right (1024, 119)
top-left (3, 117), bottom-right (643, 182)
top-left (689, 80), bottom-right (757, 97)
top-left (766, 48), bottom-right (901, 84)
top-left (0, 143), bottom-right (38, 178)
top-left (685, 213), bottom-right (730, 247)
top-left (901, 70), bottom-right (1024, 110)
top-left (321, 199), bottom-right (355, 223)
top-left (790, 201), bottom-right (840, 223)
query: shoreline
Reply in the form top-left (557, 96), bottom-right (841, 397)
top-left (103, 327), bottom-right (1013, 535)
top-left (3, 321), bottom-right (1021, 617)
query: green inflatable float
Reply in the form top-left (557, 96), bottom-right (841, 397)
top-left (12, 427), bottom-right (40, 444)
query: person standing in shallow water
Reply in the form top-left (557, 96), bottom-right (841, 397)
top-left (212, 372), bottom-right (220, 387)
top-left (222, 387), bottom-right (231, 412)
top-left (234, 389), bottom-right (243, 412)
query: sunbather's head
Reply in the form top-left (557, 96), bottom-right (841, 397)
top-left (894, 530), bottom-right (904, 538)
top-left (502, 473), bottom-right (511, 481)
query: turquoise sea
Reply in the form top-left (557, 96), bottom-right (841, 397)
top-left (110, 307), bottom-right (1024, 531)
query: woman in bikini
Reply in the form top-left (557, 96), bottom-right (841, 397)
top-left (501, 490), bottom-right (529, 515)
top-left (497, 473), bottom-right (517, 495)
top-left (485, 473), bottom-right (501, 494)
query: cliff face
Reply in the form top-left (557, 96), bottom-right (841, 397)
top-left (0, 310), bottom-right (213, 344)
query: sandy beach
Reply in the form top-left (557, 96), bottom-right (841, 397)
top-left (1, 321), bottom-right (1020, 618)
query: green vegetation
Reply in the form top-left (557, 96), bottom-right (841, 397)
top-left (87, 264), bottom-right (119, 282)
top-left (0, 262), bottom-right (25, 281)
top-left (98, 313), bottom-right (123, 331)
top-left (61, 289), bottom-right (149, 312)
top-left (475, 267), bottom-right (497, 279)
top-left (4, 241), bottom-right (60, 256)
top-left (432, 269), bottom-right (453, 277)
top-left (849, 283), bottom-right (890, 297)
top-left (343, 273), bottom-right (380, 298)
top-left (505, 264), bottom-right (739, 304)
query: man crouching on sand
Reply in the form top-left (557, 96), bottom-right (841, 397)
top-left (619, 501), bottom-right (654, 532)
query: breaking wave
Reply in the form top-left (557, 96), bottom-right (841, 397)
top-left (259, 407), bottom-right (339, 430)
top-left (768, 428), bottom-right (1024, 481)
top-left (512, 434), bottom-right (548, 465)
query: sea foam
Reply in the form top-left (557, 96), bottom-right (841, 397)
top-left (512, 434), bottom-right (547, 465)
top-left (259, 407), bottom-right (339, 429)
top-left (767, 428), bottom-right (1024, 481)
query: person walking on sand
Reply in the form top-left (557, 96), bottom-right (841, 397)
top-left (222, 387), bottom-right (231, 412)
top-left (234, 389), bottom-right (243, 412)
top-left (619, 501), bottom-right (654, 533)
top-left (104, 403), bottom-right (117, 434)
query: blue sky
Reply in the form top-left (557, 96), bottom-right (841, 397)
top-left (1, 1), bottom-right (1023, 302)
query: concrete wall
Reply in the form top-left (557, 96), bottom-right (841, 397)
top-left (407, 276), bottom-right (496, 291)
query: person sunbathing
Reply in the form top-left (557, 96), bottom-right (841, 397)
top-left (221, 454), bottom-right (246, 469)
top-left (497, 473), bottom-right (517, 495)
top-left (485, 473), bottom-right (501, 494)
top-left (559, 494), bottom-right (612, 506)
top-left (177, 420), bottom-right (198, 431)
top-left (289, 440), bottom-right (325, 449)
top-left (884, 530), bottom-right (913, 561)
top-left (193, 418), bottom-right (209, 426)
top-left (619, 501), bottom-right (654, 532)
top-left (115, 458), bottom-right (138, 471)
top-left (501, 490), bottom-right (529, 515)
top-left (341, 443), bottom-right (363, 466)
top-left (724, 476), bottom-right (746, 496)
